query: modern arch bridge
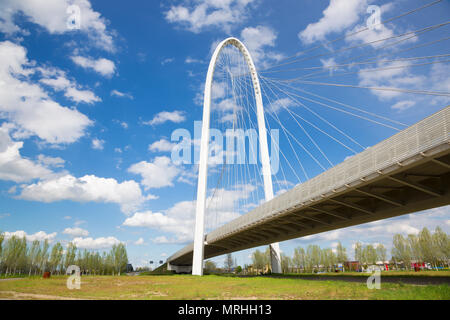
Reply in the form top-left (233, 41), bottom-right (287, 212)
top-left (167, 35), bottom-right (450, 275)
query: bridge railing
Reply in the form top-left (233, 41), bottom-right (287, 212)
top-left (206, 106), bottom-right (450, 243)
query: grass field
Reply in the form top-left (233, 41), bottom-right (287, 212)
top-left (0, 272), bottom-right (449, 300)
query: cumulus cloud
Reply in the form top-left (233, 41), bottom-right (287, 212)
top-left (165, 0), bottom-right (258, 33)
top-left (240, 25), bottom-right (282, 67)
top-left (71, 55), bottom-right (116, 77)
top-left (63, 227), bottom-right (89, 237)
top-left (37, 155), bottom-right (65, 168)
top-left (149, 139), bottom-right (177, 152)
top-left (0, 124), bottom-right (54, 182)
top-left (3, 230), bottom-right (57, 242)
top-left (268, 98), bottom-right (295, 114)
top-left (39, 68), bottom-right (100, 104)
top-left (144, 111), bottom-right (186, 126)
top-left (128, 156), bottom-right (181, 189)
top-left (0, 41), bottom-right (92, 144)
top-left (18, 174), bottom-right (149, 214)
top-left (0, 0), bottom-right (115, 51)
top-left (71, 236), bottom-right (121, 249)
top-left (91, 138), bottom-right (105, 150)
top-left (299, 0), bottom-right (368, 44)
top-left (64, 87), bottom-right (101, 104)
top-left (358, 61), bottom-right (426, 100)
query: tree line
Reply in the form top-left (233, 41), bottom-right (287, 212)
top-left (0, 232), bottom-right (129, 277)
top-left (247, 226), bottom-right (449, 274)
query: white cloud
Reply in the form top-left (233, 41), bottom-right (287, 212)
top-left (39, 69), bottom-right (101, 104)
top-left (71, 236), bottom-right (121, 249)
top-left (0, 41), bottom-right (92, 144)
top-left (144, 111), bottom-right (186, 126)
top-left (345, 3), bottom-right (399, 48)
top-left (37, 154), bottom-right (65, 168)
top-left (268, 98), bottom-right (295, 113)
top-left (185, 57), bottom-right (204, 64)
top-left (241, 26), bottom-right (280, 66)
top-left (91, 138), bottom-right (105, 150)
top-left (111, 90), bottom-right (133, 99)
top-left (124, 209), bottom-right (194, 244)
top-left (63, 227), bottom-right (89, 237)
top-left (128, 156), bottom-right (181, 189)
top-left (0, 0), bottom-right (115, 51)
top-left (40, 76), bottom-right (72, 91)
top-left (358, 61), bottom-right (425, 100)
top-left (3, 230), bottom-right (57, 242)
top-left (161, 57), bottom-right (175, 65)
top-left (0, 124), bottom-right (53, 182)
top-left (71, 55), bottom-right (116, 77)
top-left (299, 0), bottom-right (368, 44)
top-left (64, 87), bottom-right (101, 104)
top-left (18, 174), bottom-right (148, 214)
top-left (134, 237), bottom-right (145, 245)
top-left (165, 0), bottom-right (257, 33)
top-left (149, 139), bottom-right (176, 152)
top-left (391, 100), bottom-right (416, 112)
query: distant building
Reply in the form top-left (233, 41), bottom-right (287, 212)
top-left (344, 261), bottom-right (361, 272)
top-left (126, 264), bottom-right (134, 273)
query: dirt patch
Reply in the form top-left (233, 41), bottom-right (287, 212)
top-left (0, 290), bottom-right (88, 300)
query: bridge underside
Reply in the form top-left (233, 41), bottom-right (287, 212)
top-left (168, 145), bottom-right (450, 267)
top-left (167, 107), bottom-right (450, 270)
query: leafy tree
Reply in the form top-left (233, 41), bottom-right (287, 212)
top-left (112, 243), bottom-right (128, 275)
top-left (418, 228), bottom-right (435, 268)
top-left (224, 253), bottom-right (234, 272)
top-left (28, 240), bottom-right (40, 276)
top-left (307, 245), bottom-right (321, 272)
top-left (49, 242), bottom-right (61, 274)
top-left (354, 242), bottom-right (363, 263)
top-left (280, 253), bottom-right (291, 273)
top-left (204, 260), bottom-right (217, 273)
top-left (432, 226), bottom-right (449, 267)
top-left (251, 249), bottom-right (266, 272)
top-left (40, 239), bottom-right (49, 273)
top-left (376, 244), bottom-right (387, 262)
top-left (65, 242), bottom-right (77, 272)
top-left (292, 247), bottom-right (306, 273)
top-left (407, 234), bottom-right (421, 262)
top-left (336, 242), bottom-right (347, 266)
top-left (392, 234), bottom-right (411, 270)
top-left (321, 248), bottom-right (336, 272)
top-left (363, 244), bottom-right (377, 265)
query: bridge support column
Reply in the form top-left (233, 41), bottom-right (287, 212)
top-left (270, 243), bottom-right (282, 274)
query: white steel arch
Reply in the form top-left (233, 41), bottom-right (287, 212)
top-left (192, 37), bottom-right (282, 276)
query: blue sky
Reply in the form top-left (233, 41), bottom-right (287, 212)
top-left (0, 0), bottom-right (449, 268)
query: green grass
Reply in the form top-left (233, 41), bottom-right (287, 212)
top-left (0, 274), bottom-right (449, 300)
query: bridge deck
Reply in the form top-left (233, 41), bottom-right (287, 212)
top-left (168, 106), bottom-right (450, 267)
